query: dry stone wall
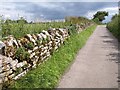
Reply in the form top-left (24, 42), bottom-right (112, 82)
top-left (0, 23), bottom-right (93, 86)
top-left (0, 28), bottom-right (69, 84)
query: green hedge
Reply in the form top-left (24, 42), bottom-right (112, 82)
top-left (107, 14), bottom-right (120, 41)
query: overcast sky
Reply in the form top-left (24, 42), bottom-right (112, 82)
top-left (0, 0), bottom-right (119, 22)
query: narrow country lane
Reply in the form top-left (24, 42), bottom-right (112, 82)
top-left (58, 25), bottom-right (119, 88)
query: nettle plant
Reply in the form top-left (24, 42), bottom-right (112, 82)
top-left (15, 47), bottom-right (30, 62)
top-left (24, 42), bottom-right (34, 50)
top-left (2, 19), bottom-right (13, 37)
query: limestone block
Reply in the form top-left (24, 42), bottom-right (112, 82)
top-left (16, 61), bottom-right (27, 68)
top-left (6, 40), bottom-right (13, 47)
top-left (33, 60), bottom-right (37, 65)
top-left (40, 33), bottom-right (47, 39)
top-left (42, 30), bottom-right (50, 36)
top-left (43, 49), bottom-right (47, 54)
top-left (10, 60), bottom-right (18, 70)
top-left (49, 35), bottom-right (54, 40)
top-left (55, 46), bottom-right (58, 50)
top-left (13, 39), bottom-right (19, 48)
top-left (4, 46), bottom-right (15, 57)
top-left (0, 41), bottom-right (5, 55)
top-left (0, 72), bottom-right (5, 78)
top-left (0, 67), bottom-right (2, 73)
top-left (25, 34), bottom-right (32, 41)
top-left (30, 52), bottom-right (36, 59)
top-left (56, 32), bottom-right (62, 38)
top-left (32, 64), bottom-right (36, 68)
top-left (42, 56), bottom-right (47, 61)
top-left (4, 77), bottom-right (8, 82)
top-left (39, 45), bottom-right (44, 48)
top-left (13, 70), bottom-right (27, 80)
top-left (17, 40), bottom-right (22, 47)
top-left (40, 52), bottom-right (44, 56)
top-left (48, 41), bottom-right (52, 44)
top-left (20, 38), bottom-right (30, 46)
top-left (0, 78), bottom-right (3, 84)
top-left (58, 43), bottom-right (61, 47)
top-left (5, 69), bottom-right (13, 76)
top-left (32, 34), bottom-right (37, 41)
top-left (49, 47), bottom-right (52, 50)
top-left (55, 37), bottom-right (60, 40)
top-left (40, 57), bottom-right (44, 61)
top-left (8, 73), bottom-right (15, 79)
top-left (27, 64), bottom-right (31, 68)
top-left (35, 56), bottom-right (39, 59)
top-left (5, 57), bottom-right (13, 64)
top-left (36, 34), bottom-right (42, 40)
top-left (2, 64), bottom-right (10, 72)
top-left (44, 46), bottom-right (48, 50)
top-left (33, 47), bottom-right (38, 51)
top-left (46, 52), bottom-right (50, 57)
top-left (0, 60), bottom-right (2, 68)
top-left (25, 34), bottom-right (36, 45)
top-left (59, 28), bottom-right (64, 34)
top-left (28, 50), bottom-right (33, 54)
top-left (52, 28), bottom-right (56, 31)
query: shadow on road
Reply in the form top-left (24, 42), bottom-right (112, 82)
top-left (100, 34), bottom-right (120, 88)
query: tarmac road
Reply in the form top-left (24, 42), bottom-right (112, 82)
top-left (58, 25), bottom-right (119, 88)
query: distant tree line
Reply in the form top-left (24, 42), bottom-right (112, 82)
top-left (4, 17), bottom-right (28, 24)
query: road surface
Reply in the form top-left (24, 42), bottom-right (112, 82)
top-left (58, 25), bottom-right (119, 88)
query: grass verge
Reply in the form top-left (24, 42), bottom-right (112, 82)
top-left (9, 25), bottom-right (97, 89)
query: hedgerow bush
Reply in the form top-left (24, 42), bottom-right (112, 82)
top-left (107, 14), bottom-right (120, 41)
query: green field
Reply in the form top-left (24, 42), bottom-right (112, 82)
top-left (0, 16), bottom-right (93, 39)
top-left (1, 22), bottom-right (70, 39)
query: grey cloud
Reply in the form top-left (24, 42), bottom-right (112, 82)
top-left (4, 2), bottom-right (119, 20)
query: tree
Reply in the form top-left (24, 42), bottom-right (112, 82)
top-left (93, 11), bottom-right (108, 23)
top-left (17, 17), bottom-right (28, 24)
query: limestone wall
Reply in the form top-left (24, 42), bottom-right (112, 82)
top-left (0, 23), bottom-right (93, 87)
top-left (0, 28), bottom-right (69, 83)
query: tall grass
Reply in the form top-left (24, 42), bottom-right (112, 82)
top-left (1, 16), bottom-right (93, 39)
top-left (9, 25), bottom-right (97, 89)
top-left (2, 22), bottom-right (71, 39)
